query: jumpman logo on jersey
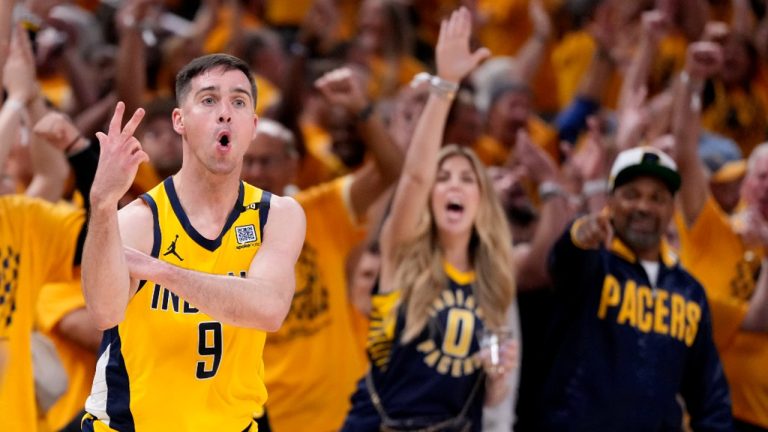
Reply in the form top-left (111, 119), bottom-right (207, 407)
top-left (163, 234), bottom-right (184, 261)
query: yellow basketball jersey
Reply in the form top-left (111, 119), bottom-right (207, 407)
top-left (85, 178), bottom-right (271, 431)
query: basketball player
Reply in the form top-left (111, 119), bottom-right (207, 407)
top-left (80, 54), bottom-right (305, 431)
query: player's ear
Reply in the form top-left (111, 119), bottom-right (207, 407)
top-left (172, 108), bottom-right (184, 134)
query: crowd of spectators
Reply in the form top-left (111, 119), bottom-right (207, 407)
top-left (1, 0), bottom-right (768, 431)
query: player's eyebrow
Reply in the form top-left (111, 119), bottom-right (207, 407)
top-left (194, 85), bottom-right (219, 98)
top-left (194, 85), bottom-right (252, 103)
top-left (230, 87), bottom-right (254, 103)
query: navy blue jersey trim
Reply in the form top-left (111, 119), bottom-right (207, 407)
top-left (164, 177), bottom-right (245, 252)
top-left (254, 408), bottom-right (272, 432)
top-left (258, 191), bottom-right (271, 241)
top-left (81, 414), bottom-right (95, 432)
top-left (137, 193), bottom-right (162, 293)
top-left (97, 327), bottom-right (112, 357)
top-left (104, 327), bottom-right (135, 431)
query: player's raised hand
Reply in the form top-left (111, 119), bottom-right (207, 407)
top-left (436, 7), bottom-right (490, 84)
top-left (91, 101), bottom-right (148, 207)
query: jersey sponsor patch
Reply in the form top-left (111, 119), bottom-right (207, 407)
top-left (235, 225), bottom-right (259, 245)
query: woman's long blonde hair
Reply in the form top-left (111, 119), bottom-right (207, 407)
top-left (393, 145), bottom-right (516, 343)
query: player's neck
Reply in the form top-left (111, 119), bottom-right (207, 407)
top-left (171, 169), bottom-right (241, 238)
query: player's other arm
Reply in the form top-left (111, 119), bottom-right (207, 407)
top-left (125, 195), bottom-right (306, 330)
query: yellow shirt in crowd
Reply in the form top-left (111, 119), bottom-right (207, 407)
top-left (472, 117), bottom-right (559, 167)
top-left (264, 0), bottom-right (358, 40)
top-left (367, 55), bottom-right (427, 101)
top-left (476, 0), bottom-right (561, 113)
top-left (0, 196), bottom-right (85, 432)
top-left (551, 29), bottom-right (686, 109)
top-left (299, 122), bottom-right (350, 189)
top-left (701, 77), bottom-right (768, 157)
top-left (263, 176), bottom-right (369, 432)
top-left (677, 198), bottom-right (768, 428)
top-left (36, 276), bottom-right (96, 431)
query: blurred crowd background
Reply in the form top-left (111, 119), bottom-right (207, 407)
top-left (1, 0), bottom-right (768, 431)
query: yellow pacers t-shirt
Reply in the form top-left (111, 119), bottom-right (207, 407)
top-left (263, 176), bottom-right (368, 432)
top-left (677, 198), bottom-right (768, 427)
top-left (0, 195), bottom-right (84, 432)
top-left (551, 30), bottom-right (685, 109)
top-left (298, 122), bottom-right (349, 189)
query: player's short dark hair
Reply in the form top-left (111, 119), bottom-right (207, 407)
top-left (175, 53), bottom-right (257, 108)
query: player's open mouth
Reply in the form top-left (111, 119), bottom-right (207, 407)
top-left (217, 132), bottom-right (231, 148)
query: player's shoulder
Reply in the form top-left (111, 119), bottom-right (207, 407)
top-left (117, 198), bottom-right (155, 253)
top-left (262, 194), bottom-right (306, 242)
top-left (118, 197), bottom-right (153, 221)
top-left (268, 194), bottom-right (305, 221)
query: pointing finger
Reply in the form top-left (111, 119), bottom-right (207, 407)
top-left (121, 108), bottom-right (145, 141)
top-left (109, 102), bottom-right (126, 137)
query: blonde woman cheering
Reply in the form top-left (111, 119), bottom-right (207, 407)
top-left (341, 8), bottom-right (518, 432)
